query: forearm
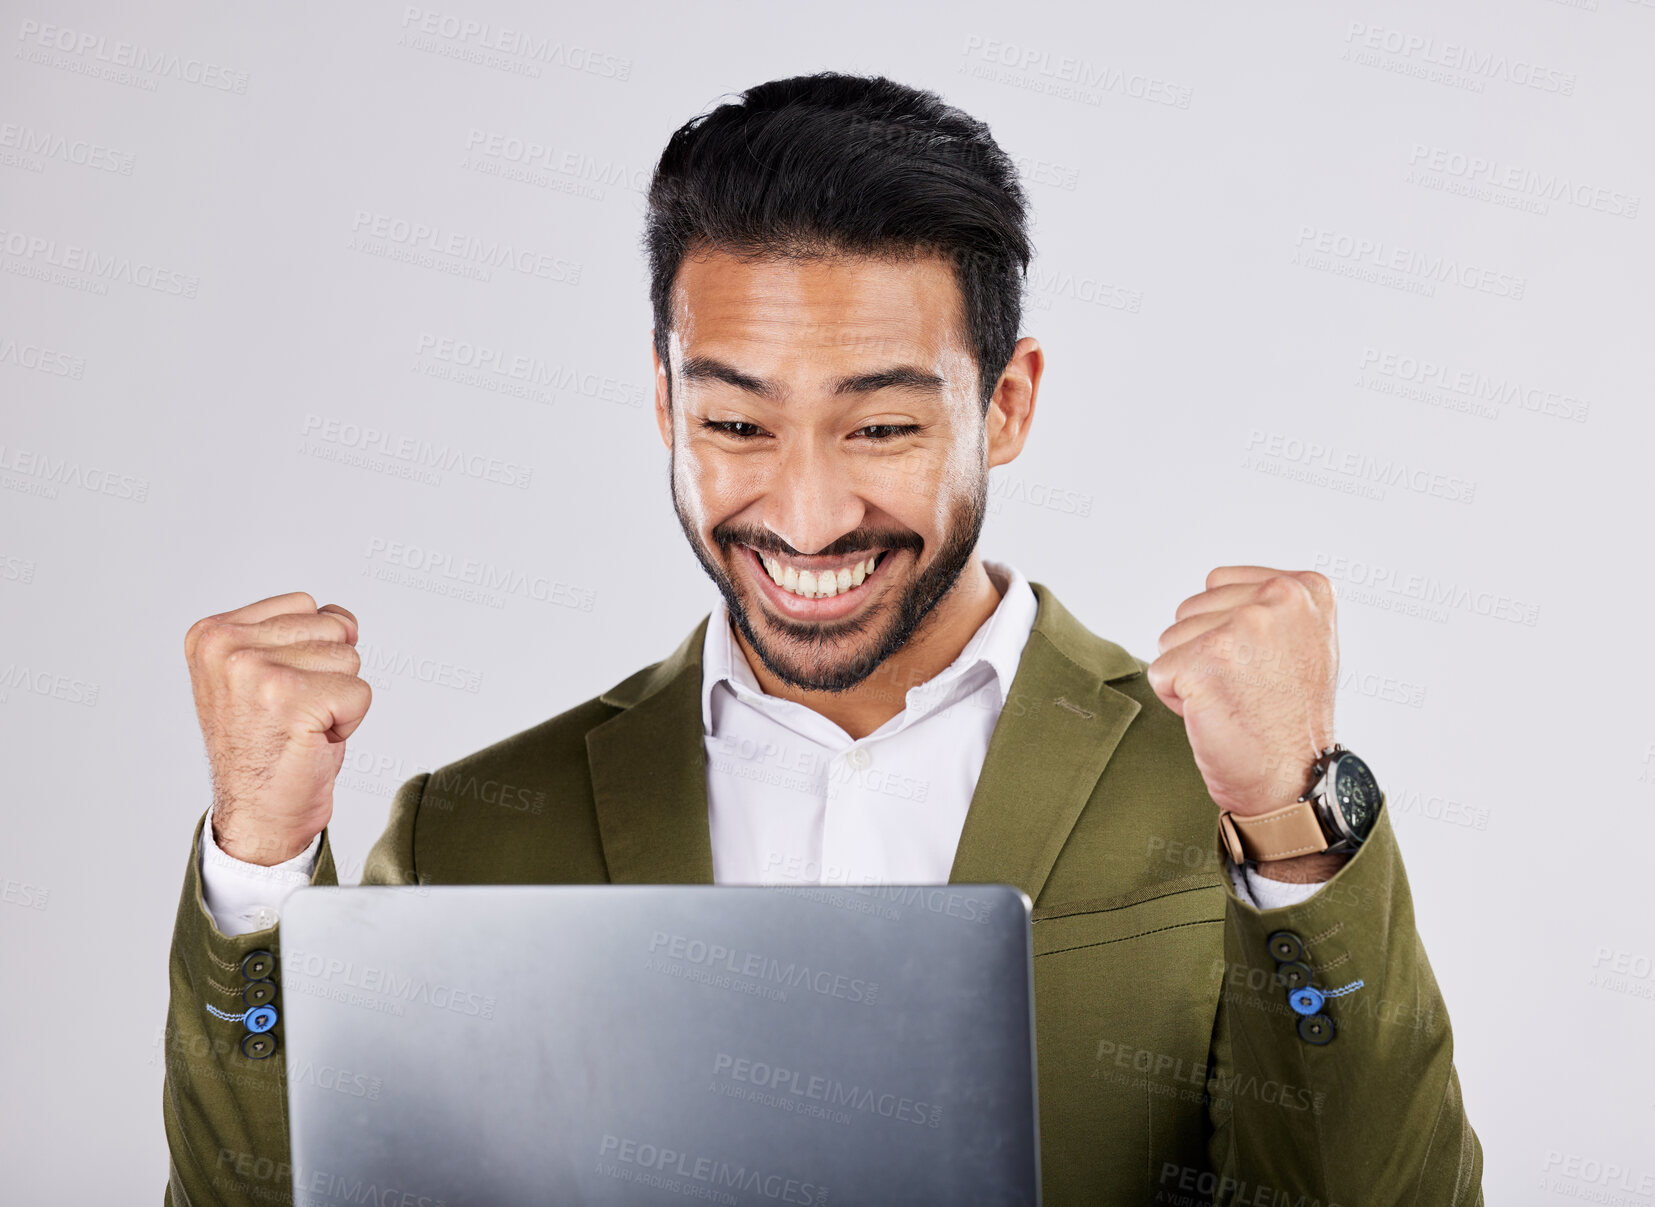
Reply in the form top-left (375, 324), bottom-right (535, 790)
top-left (1206, 806), bottom-right (1483, 1204)
top-left (162, 811), bottom-right (339, 1206)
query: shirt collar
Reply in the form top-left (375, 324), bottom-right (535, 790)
top-left (699, 558), bottom-right (1038, 735)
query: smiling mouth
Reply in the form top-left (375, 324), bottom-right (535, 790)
top-left (749, 547), bottom-right (891, 601)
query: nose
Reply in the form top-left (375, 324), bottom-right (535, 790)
top-left (760, 435), bottom-right (866, 556)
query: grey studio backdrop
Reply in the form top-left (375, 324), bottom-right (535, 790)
top-left (1, 0), bottom-right (1650, 1201)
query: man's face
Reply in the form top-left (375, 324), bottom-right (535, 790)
top-left (654, 250), bottom-right (993, 694)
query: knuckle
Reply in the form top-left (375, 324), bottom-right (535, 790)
top-left (255, 664), bottom-right (301, 708)
top-left (184, 617), bottom-right (212, 660)
top-left (1259, 575), bottom-right (1298, 603)
top-left (195, 621), bottom-right (239, 661)
top-left (1297, 570), bottom-right (1333, 604)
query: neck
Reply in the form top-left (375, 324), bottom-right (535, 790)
top-left (731, 553), bottom-right (1005, 740)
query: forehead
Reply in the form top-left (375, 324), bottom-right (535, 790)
top-left (668, 249), bottom-right (968, 368)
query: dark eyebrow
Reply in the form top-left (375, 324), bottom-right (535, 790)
top-left (679, 356), bottom-right (946, 399)
top-left (831, 366), bottom-right (946, 396)
top-left (680, 356), bottom-right (776, 398)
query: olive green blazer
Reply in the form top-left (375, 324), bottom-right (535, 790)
top-left (161, 582), bottom-right (1483, 1205)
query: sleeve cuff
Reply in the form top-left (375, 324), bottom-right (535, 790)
top-left (1229, 859), bottom-right (1328, 911)
top-left (199, 803), bottom-right (322, 937)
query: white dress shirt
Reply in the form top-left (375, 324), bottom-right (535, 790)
top-left (200, 559), bottom-right (1319, 935)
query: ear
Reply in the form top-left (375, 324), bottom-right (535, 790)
top-left (984, 336), bottom-right (1042, 470)
top-left (651, 330), bottom-right (672, 450)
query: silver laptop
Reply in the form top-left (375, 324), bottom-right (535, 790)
top-left (279, 883), bottom-right (1040, 1206)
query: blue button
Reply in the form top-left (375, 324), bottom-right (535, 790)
top-left (245, 1005), bottom-right (278, 1034)
top-left (1288, 987), bottom-right (1325, 1016)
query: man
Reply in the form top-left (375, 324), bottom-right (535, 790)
top-left (162, 72), bottom-right (1482, 1204)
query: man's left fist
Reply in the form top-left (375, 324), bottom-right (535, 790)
top-left (1146, 565), bottom-right (1338, 818)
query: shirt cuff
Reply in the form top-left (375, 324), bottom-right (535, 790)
top-left (199, 803), bottom-right (321, 937)
top-left (1228, 860), bottom-right (1328, 911)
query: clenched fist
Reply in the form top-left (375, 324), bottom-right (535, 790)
top-left (1147, 566), bottom-right (1338, 820)
top-left (184, 591), bottom-right (371, 865)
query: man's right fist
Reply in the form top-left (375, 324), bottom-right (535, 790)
top-left (184, 591), bottom-right (372, 865)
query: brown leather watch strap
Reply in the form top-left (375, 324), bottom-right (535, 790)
top-left (1218, 799), bottom-right (1330, 863)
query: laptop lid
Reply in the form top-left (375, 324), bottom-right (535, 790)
top-left (279, 883), bottom-right (1040, 1206)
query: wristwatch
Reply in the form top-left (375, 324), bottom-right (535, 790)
top-left (1218, 743), bottom-right (1384, 863)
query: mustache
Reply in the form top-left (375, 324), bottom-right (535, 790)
top-left (713, 525), bottom-right (924, 561)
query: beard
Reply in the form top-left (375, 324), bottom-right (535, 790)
top-left (670, 455), bottom-right (989, 694)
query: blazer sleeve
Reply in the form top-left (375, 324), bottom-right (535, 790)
top-left (161, 772), bottom-right (429, 1206)
top-left (1202, 801), bottom-right (1485, 1205)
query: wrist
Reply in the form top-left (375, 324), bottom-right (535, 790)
top-left (1249, 851), bottom-right (1350, 882)
top-left (210, 808), bottom-right (318, 866)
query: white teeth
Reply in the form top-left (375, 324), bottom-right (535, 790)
top-left (759, 551), bottom-right (883, 599)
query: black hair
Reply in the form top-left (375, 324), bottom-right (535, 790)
top-left (643, 71), bottom-right (1031, 414)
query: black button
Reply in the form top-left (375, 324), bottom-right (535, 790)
top-left (241, 1032), bottom-right (276, 1060)
top-left (1276, 961), bottom-right (1313, 990)
top-left (1298, 1014), bottom-right (1335, 1045)
top-left (1267, 931), bottom-right (1304, 963)
top-left (240, 950), bottom-right (275, 981)
top-left (243, 979), bottom-right (277, 1008)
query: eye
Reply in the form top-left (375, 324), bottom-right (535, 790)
top-left (856, 424), bottom-right (921, 441)
top-left (700, 419), bottom-right (767, 439)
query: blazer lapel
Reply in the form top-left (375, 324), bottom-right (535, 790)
top-left (587, 616), bottom-right (717, 884)
top-left (584, 581), bottom-right (1146, 899)
top-left (947, 582), bottom-right (1144, 903)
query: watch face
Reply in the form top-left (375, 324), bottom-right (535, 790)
top-left (1331, 754), bottom-right (1381, 838)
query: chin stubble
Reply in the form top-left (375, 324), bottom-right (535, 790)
top-left (669, 452), bottom-right (989, 694)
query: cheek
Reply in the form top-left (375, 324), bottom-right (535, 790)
top-left (922, 443), bottom-right (985, 522)
top-left (865, 454), bottom-right (969, 537)
top-left (675, 445), bottom-right (754, 528)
